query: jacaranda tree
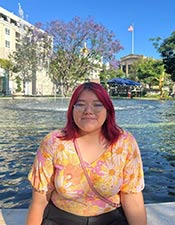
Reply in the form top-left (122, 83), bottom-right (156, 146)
top-left (45, 16), bottom-right (123, 96)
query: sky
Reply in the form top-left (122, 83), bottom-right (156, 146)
top-left (1, 0), bottom-right (175, 60)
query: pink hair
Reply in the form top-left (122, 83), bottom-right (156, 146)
top-left (59, 82), bottom-right (122, 145)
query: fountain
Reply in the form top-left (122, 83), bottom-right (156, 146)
top-left (0, 98), bottom-right (175, 208)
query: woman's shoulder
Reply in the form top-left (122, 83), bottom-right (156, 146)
top-left (119, 129), bottom-right (134, 139)
top-left (112, 129), bottom-right (139, 154)
top-left (114, 129), bottom-right (137, 146)
top-left (38, 129), bottom-right (68, 154)
top-left (41, 129), bottom-right (64, 144)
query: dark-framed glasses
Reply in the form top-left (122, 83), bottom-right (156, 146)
top-left (73, 102), bottom-right (104, 113)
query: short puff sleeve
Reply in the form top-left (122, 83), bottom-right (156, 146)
top-left (28, 131), bottom-right (58, 193)
top-left (120, 132), bottom-right (145, 193)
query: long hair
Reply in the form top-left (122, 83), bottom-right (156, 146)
top-left (60, 82), bottom-right (123, 145)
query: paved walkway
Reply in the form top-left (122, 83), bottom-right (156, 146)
top-left (0, 202), bottom-right (175, 225)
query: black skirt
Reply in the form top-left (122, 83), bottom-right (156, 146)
top-left (41, 201), bottom-right (129, 225)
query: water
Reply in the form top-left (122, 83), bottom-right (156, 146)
top-left (0, 98), bottom-right (175, 208)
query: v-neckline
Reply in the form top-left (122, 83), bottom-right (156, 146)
top-left (73, 139), bottom-right (111, 165)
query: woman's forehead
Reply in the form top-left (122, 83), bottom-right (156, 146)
top-left (77, 89), bottom-right (99, 100)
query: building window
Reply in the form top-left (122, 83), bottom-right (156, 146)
top-left (5, 40), bottom-right (10, 48)
top-left (10, 18), bottom-right (17, 26)
top-left (16, 32), bottom-right (20, 39)
top-left (15, 43), bottom-right (20, 50)
top-left (0, 13), bottom-right (7, 21)
top-left (5, 27), bottom-right (10, 35)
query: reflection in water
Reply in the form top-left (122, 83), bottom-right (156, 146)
top-left (0, 98), bottom-right (175, 208)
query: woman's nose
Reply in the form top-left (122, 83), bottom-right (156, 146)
top-left (84, 104), bottom-right (94, 113)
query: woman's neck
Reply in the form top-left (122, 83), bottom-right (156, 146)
top-left (77, 130), bottom-right (108, 148)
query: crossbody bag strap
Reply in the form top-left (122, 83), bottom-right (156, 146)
top-left (73, 139), bottom-right (119, 208)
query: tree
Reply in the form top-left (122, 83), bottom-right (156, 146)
top-left (99, 64), bottom-right (125, 86)
top-left (0, 58), bottom-right (15, 73)
top-left (9, 23), bottom-right (52, 94)
top-left (150, 32), bottom-right (175, 81)
top-left (0, 58), bottom-right (17, 94)
top-left (131, 57), bottom-right (166, 95)
top-left (45, 17), bottom-right (123, 96)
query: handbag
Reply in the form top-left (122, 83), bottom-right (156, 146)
top-left (73, 139), bottom-right (120, 208)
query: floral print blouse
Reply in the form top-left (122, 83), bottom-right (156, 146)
top-left (28, 129), bottom-right (144, 216)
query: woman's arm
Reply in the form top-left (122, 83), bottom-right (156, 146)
top-left (121, 191), bottom-right (147, 225)
top-left (25, 189), bottom-right (51, 225)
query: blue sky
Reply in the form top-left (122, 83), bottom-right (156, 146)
top-left (1, 0), bottom-right (175, 59)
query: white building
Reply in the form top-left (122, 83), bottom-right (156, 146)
top-left (0, 6), bottom-right (54, 96)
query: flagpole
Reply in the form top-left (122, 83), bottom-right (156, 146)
top-left (128, 24), bottom-right (134, 54)
top-left (131, 26), bottom-right (134, 54)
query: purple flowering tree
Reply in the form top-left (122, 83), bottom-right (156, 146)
top-left (45, 17), bottom-right (123, 96)
top-left (9, 23), bottom-right (52, 95)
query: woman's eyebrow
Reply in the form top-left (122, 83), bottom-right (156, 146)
top-left (77, 99), bottom-right (101, 102)
top-left (76, 99), bottom-right (85, 102)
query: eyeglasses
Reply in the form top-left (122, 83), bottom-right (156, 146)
top-left (73, 102), bottom-right (104, 113)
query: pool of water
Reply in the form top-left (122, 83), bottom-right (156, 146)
top-left (0, 98), bottom-right (175, 208)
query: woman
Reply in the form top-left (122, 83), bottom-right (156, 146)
top-left (26, 82), bottom-right (147, 225)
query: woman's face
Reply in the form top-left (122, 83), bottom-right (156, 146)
top-left (73, 89), bottom-right (107, 135)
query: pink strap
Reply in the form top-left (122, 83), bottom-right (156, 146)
top-left (73, 139), bottom-right (119, 208)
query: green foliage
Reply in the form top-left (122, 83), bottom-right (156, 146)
top-left (0, 58), bottom-right (14, 71)
top-left (150, 32), bottom-right (175, 81)
top-left (159, 32), bottom-right (175, 81)
top-left (99, 67), bottom-right (125, 84)
top-left (131, 58), bottom-right (165, 86)
top-left (15, 76), bottom-right (22, 92)
top-left (49, 49), bottom-right (87, 96)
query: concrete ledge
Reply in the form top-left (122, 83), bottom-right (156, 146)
top-left (0, 202), bottom-right (175, 225)
top-left (0, 209), bottom-right (27, 225)
top-left (146, 202), bottom-right (175, 225)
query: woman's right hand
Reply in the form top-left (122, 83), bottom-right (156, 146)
top-left (25, 189), bottom-right (51, 225)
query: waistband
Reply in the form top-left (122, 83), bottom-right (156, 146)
top-left (42, 200), bottom-right (128, 225)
